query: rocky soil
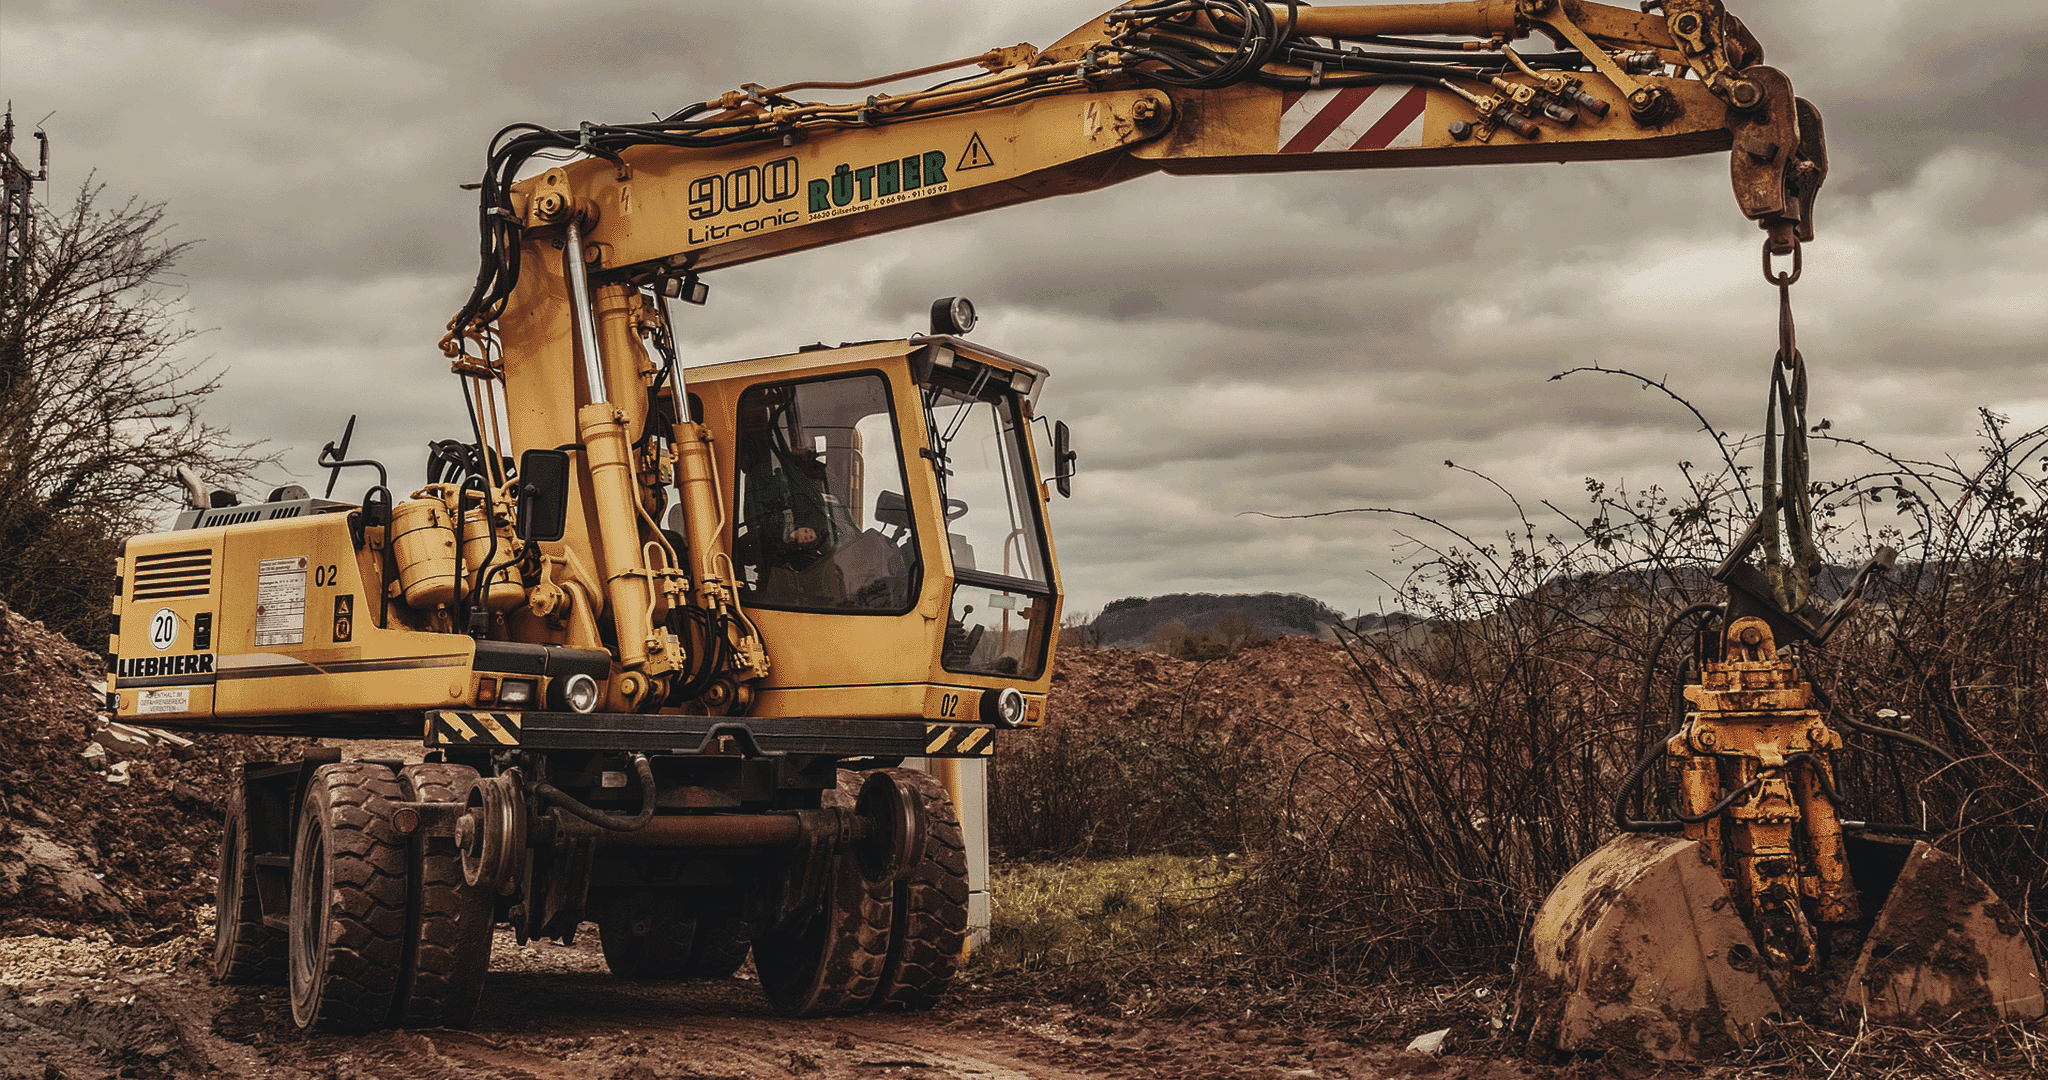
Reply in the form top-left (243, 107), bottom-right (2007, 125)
top-left (0, 603), bottom-right (302, 942)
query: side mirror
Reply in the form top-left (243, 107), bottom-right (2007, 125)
top-left (1053, 420), bottom-right (1077, 499)
top-left (515, 449), bottom-right (571, 542)
top-left (875, 490), bottom-right (912, 529)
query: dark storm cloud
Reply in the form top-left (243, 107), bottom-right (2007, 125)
top-left (3, 0), bottom-right (2040, 614)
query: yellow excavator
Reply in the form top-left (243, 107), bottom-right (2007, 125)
top-left (105, 0), bottom-right (2039, 1050)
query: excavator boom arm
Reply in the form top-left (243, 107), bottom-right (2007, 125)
top-left (446, 0), bottom-right (1821, 349)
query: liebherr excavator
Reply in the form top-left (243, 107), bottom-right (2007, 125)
top-left (107, 0), bottom-right (2040, 1052)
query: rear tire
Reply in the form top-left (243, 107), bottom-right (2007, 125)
top-left (288, 762), bottom-right (409, 1032)
top-left (869, 768), bottom-right (969, 1011)
top-left (752, 775), bottom-right (892, 1016)
top-left (598, 890), bottom-right (698, 979)
top-left (598, 892), bottom-right (750, 979)
top-left (392, 763), bottom-right (494, 1028)
top-left (213, 780), bottom-right (284, 985)
top-left (685, 913), bottom-right (751, 978)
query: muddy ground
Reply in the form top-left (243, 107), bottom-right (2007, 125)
top-left (1, 927), bottom-right (1562, 1080)
top-left (0, 603), bottom-right (1539, 1079)
top-left (4, 605), bottom-right (2036, 1078)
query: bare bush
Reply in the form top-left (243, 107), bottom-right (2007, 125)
top-left (0, 180), bottom-right (268, 648)
top-left (1234, 401), bottom-right (2047, 973)
top-left (998, 389), bottom-right (2046, 981)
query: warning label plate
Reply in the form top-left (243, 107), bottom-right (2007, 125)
top-left (255, 556), bottom-right (308, 646)
top-left (138, 688), bottom-right (191, 715)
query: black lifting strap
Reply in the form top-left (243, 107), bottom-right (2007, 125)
top-left (1716, 238), bottom-right (1895, 646)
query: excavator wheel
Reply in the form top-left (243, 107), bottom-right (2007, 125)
top-left (598, 890), bottom-right (699, 979)
top-left (288, 762), bottom-right (410, 1032)
top-left (752, 776), bottom-right (892, 1016)
top-left (1522, 833), bottom-right (1781, 1061)
top-left (391, 763), bottom-right (495, 1028)
top-left (212, 779), bottom-right (285, 985)
top-left (868, 768), bottom-right (969, 1011)
top-left (683, 913), bottom-right (752, 978)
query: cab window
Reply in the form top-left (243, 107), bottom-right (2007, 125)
top-left (921, 376), bottom-right (1054, 678)
top-left (734, 373), bottom-right (920, 613)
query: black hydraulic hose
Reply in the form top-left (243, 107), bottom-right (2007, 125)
top-left (534, 753), bottom-right (657, 832)
top-left (1636, 603), bottom-right (1722, 736)
top-left (1611, 602), bottom-right (1723, 831)
top-left (1811, 685), bottom-right (1959, 765)
top-left (1612, 723), bottom-right (1687, 833)
top-left (457, 384), bottom-right (504, 622)
top-left (1278, 45), bottom-right (1493, 82)
top-left (1665, 753), bottom-right (1844, 825)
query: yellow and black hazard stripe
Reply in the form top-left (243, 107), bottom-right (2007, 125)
top-left (427, 710), bottom-right (523, 747)
top-left (923, 723), bottom-right (995, 758)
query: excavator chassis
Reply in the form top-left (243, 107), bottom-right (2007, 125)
top-left (214, 717), bottom-right (973, 1031)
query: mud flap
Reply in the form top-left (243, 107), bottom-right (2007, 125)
top-left (1523, 834), bottom-right (1781, 1061)
top-left (1850, 841), bottom-right (2046, 1024)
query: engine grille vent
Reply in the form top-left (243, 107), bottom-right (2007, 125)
top-left (132, 549), bottom-right (214, 600)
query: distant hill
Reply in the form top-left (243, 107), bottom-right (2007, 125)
top-left (1088, 592), bottom-right (1346, 649)
top-left (1078, 557), bottom-right (1891, 653)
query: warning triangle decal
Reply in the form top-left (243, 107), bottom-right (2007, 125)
top-left (958, 132), bottom-right (995, 171)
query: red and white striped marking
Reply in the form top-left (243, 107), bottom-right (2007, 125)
top-left (1278, 85), bottom-right (1429, 154)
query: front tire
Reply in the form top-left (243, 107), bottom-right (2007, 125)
top-left (288, 762), bottom-right (409, 1032)
top-left (752, 776), bottom-right (892, 1016)
top-left (392, 763), bottom-right (494, 1028)
top-left (869, 768), bottom-right (969, 1011)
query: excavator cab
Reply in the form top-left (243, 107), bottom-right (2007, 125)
top-left (684, 333), bottom-right (1061, 731)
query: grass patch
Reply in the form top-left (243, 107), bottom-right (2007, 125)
top-left (973, 854), bottom-right (1255, 1005)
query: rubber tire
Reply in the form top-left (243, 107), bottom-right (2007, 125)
top-left (752, 774), bottom-right (892, 1016)
top-left (598, 890), bottom-right (698, 979)
top-left (392, 763), bottom-right (495, 1028)
top-left (598, 893), bottom-right (749, 979)
top-left (869, 768), bottom-right (969, 1011)
top-left (288, 762), bottom-right (409, 1032)
top-left (213, 779), bottom-right (285, 985)
top-left (685, 913), bottom-right (751, 978)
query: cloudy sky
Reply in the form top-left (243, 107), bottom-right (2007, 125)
top-left (5, 1), bottom-right (2043, 617)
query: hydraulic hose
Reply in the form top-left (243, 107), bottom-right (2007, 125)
top-left (533, 753), bottom-right (657, 832)
top-left (1612, 602), bottom-right (1723, 832)
top-left (1612, 723), bottom-right (1687, 833)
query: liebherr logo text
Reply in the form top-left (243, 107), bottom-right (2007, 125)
top-left (118, 653), bottom-right (216, 679)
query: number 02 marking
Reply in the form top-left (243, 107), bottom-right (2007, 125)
top-left (313, 564), bottom-right (338, 587)
top-left (939, 693), bottom-right (960, 718)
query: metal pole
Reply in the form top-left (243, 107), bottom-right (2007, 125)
top-left (562, 219), bottom-right (609, 405)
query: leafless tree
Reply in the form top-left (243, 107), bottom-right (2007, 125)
top-left (1213, 610), bottom-right (1262, 649)
top-left (0, 179), bottom-right (268, 647)
top-left (1059, 608), bottom-right (1103, 647)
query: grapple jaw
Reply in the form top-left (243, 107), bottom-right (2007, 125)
top-left (1526, 821), bottom-right (2045, 1061)
top-left (1525, 603), bottom-right (2042, 1061)
top-left (1848, 840), bottom-right (2046, 1025)
top-left (1522, 834), bottom-right (1780, 1061)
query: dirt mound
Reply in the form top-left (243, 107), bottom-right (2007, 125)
top-left (1049, 635), bottom-right (1364, 736)
top-left (992, 637), bottom-right (1368, 859)
top-left (0, 602), bottom-right (299, 941)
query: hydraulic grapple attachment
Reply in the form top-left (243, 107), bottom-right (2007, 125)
top-left (1523, 614), bottom-right (2045, 1060)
